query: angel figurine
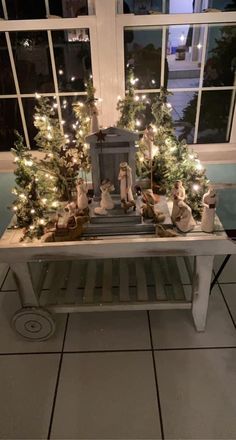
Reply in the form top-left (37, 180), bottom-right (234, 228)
top-left (94, 179), bottom-right (114, 215)
top-left (76, 178), bottom-right (88, 211)
top-left (118, 162), bottom-right (135, 211)
top-left (171, 180), bottom-right (186, 223)
top-left (201, 186), bottom-right (217, 233)
top-left (100, 179), bottom-right (115, 210)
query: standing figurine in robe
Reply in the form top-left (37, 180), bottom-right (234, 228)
top-left (175, 200), bottom-right (196, 233)
top-left (201, 186), bottom-right (217, 233)
top-left (118, 162), bottom-right (134, 208)
top-left (76, 178), bottom-right (88, 211)
top-left (171, 180), bottom-right (186, 223)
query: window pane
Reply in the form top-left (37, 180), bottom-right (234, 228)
top-left (10, 31), bottom-right (54, 93)
top-left (168, 91), bottom-right (197, 144)
top-left (124, 28), bottom-right (162, 89)
top-left (0, 99), bottom-right (24, 151)
top-left (0, 33), bottom-right (16, 94)
top-left (60, 95), bottom-right (86, 140)
top-left (52, 29), bottom-right (91, 92)
top-left (22, 97), bottom-right (58, 149)
top-left (6, 0), bottom-right (46, 19)
top-left (197, 90), bottom-right (235, 143)
top-left (0, 2), bottom-right (4, 18)
top-left (211, 0), bottom-right (236, 11)
top-left (203, 24), bottom-right (236, 87)
top-left (49, 0), bottom-right (89, 17)
top-left (122, 0), bottom-right (236, 13)
top-left (166, 25), bottom-right (203, 89)
top-left (123, 0), bottom-right (163, 14)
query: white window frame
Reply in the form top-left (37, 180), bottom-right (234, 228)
top-left (0, 0), bottom-right (236, 170)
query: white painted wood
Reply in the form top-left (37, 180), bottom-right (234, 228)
top-left (151, 258), bottom-right (166, 300)
top-left (119, 259), bottom-right (130, 301)
top-left (135, 259), bottom-right (148, 301)
top-left (65, 261), bottom-right (83, 304)
top-left (94, 0), bottom-right (119, 127)
top-left (168, 257), bottom-right (185, 300)
top-left (44, 301), bottom-right (192, 314)
top-left (83, 260), bottom-right (96, 303)
top-left (48, 261), bottom-right (70, 305)
top-left (102, 260), bottom-right (113, 302)
top-left (9, 263), bottom-right (39, 307)
top-left (192, 255), bottom-right (214, 331)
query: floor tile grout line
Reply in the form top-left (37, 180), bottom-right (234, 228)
top-left (1, 346), bottom-right (236, 357)
top-left (147, 311), bottom-right (165, 440)
top-left (0, 267), bottom-right (10, 291)
top-left (47, 313), bottom-right (70, 440)
top-left (217, 282), bottom-right (236, 329)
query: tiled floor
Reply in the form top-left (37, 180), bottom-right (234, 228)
top-left (0, 257), bottom-right (235, 439)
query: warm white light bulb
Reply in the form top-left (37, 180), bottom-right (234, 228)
top-left (134, 95), bottom-right (139, 101)
top-left (136, 120), bottom-right (141, 127)
top-left (197, 43), bottom-right (202, 50)
top-left (58, 69), bottom-right (64, 75)
top-left (35, 92), bottom-right (41, 99)
top-left (30, 209), bottom-right (35, 214)
top-left (193, 184), bottom-right (200, 191)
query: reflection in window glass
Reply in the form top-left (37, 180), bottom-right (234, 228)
top-left (123, 0), bottom-right (235, 14)
top-left (0, 2), bottom-right (4, 18)
top-left (124, 28), bottom-right (162, 89)
top-left (123, 0), bottom-right (163, 14)
top-left (166, 25), bottom-right (203, 89)
top-left (10, 31), bottom-right (54, 94)
top-left (168, 92), bottom-right (197, 143)
top-left (60, 96), bottom-right (86, 140)
top-left (211, 0), bottom-right (236, 11)
top-left (0, 99), bottom-right (23, 151)
top-left (49, 0), bottom-right (88, 17)
top-left (0, 33), bottom-right (16, 95)
top-left (203, 24), bottom-right (236, 87)
top-left (6, 0), bottom-right (46, 19)
top-left (198, 90), bottom-right (235, 143)
top-left (52, 30), bottom-right (91, 92)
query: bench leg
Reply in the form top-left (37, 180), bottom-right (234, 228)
top-left (9, 262), bottom-right (39, 307)
top-left (192, 255), bottom-right (214, 332)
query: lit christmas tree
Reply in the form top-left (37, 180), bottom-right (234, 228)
top-left (11, 132), bottom-right (56, 240)
top-left (72, 79), bottom-right (98, 177)
top-left (34, 96), bottom-right (81, 201)
top-left (117, 69), bottom-right (145, 131)
top-left (118, 86), bottom-right (209, 219)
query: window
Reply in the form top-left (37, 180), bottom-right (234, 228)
top-left (0, 0), bottom-right (235, 153)
top-left (124, 22), bottom-right (236, 143)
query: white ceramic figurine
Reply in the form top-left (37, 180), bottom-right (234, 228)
top-left (201, 186), bottom-right (217, 233)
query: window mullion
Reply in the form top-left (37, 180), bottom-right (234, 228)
top-left (193, 24), bottom-right (208, 144)
top-left (160, 26), bottom-right (167, 88)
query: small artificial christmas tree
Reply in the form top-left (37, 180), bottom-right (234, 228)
top-left (117, 85), bottom-right (208, 219)
top-left (34, 96), bottom-right (81, 201)
top-left (11, 132), bottom-right (56, 240)
top-left (117, 69), bottom-right (145, 131)
top-left (72, 79), bottom-right (98, 177)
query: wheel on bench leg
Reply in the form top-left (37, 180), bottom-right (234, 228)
top-left (11, 307), bottom-right (55, 341)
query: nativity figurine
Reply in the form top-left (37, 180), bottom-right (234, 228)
top-left (171, 180), bottom-right (186, 223)
top-left (201, 185), bottom-right (217, 233)
top-left (118, 162), bottom-right (135, 213)
top-left (175, 200), bottom-right (196, 233)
